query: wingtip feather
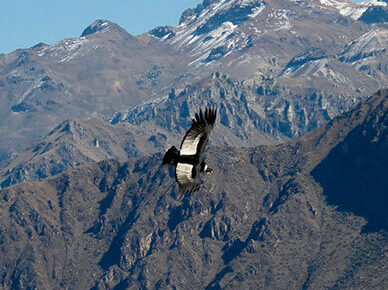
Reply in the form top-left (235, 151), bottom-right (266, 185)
top-left (189, 106), bottom-right (217, 130)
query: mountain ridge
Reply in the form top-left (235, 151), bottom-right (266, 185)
top-left (0, 118), bottom-right (159, 189)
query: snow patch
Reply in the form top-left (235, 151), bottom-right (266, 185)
top-left (38, 37), bottom-right (89, 62)
top-left (249, 4), bottom-right (266, 18)
top-left (210, 21), bottom-right (237, 38)
top-left (319, 0), bottom-right (387, 20)
top-left (362, 0), bottom-right (387, 7)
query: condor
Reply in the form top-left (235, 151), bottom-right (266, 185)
top-left (163, 107), bottom-right (217, 193)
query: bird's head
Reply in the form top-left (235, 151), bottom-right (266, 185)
top-left (205, 166), bottom-right (213, 173)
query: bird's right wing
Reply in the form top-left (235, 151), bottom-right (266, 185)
top-left (179, 107), bottom-right (217, 156)
top-left (175, 162), bottom-right (201, 193)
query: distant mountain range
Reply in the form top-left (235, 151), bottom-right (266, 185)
top-left (0, 88), bottom-right (386, 289)
top-left (0, 0), bottom-right (387, 173)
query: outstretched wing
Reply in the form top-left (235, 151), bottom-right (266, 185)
top-left (179, 107), bottom-right (217, 159)
top-left (175, 163), bottom-right (201, 193)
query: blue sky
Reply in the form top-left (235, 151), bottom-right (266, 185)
top-left (1, 0), bottom-right (364, 54)
top-left (0, 0), bottom-right (201, 54)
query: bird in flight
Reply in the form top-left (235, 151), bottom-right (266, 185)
top-left (162, 107), bottom-right (217, 193)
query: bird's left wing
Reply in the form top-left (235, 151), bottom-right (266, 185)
top-left (175, 162), bottom-right (201, 193)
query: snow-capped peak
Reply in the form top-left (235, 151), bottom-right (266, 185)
top-left (81, 20), bottom-right (111, 37)
top-left (318, 0), bottom-right (387, 20)
top-left (362, 0), bottom-right (387, 7)
top-left (161, 0), bottom-right (267, 66)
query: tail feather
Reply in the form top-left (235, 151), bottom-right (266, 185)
top-left (163, 146), bottom-right (179, 165)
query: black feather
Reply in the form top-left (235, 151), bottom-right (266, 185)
top-left (163, 146), bottom-right (179, 165)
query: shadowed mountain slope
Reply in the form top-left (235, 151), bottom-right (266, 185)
top-left (0, 90), bottom-right (386, 289)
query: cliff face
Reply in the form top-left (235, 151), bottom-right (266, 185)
top-left (0, 90), bottom-right (386, 289)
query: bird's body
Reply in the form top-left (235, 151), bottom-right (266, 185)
top-left (163, 107), bottom-right (217, 193)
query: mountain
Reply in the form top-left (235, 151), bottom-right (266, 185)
top-left (0, 89), bottom-right (386, 289)
top-left (145, 0), bottom-right (387, 118)
top-left (112, 73), bottom-right (287, 145)
top-left (108, 0), bottom-right (388, 160)
top-left (0, 118), bottom-right (161, 189)
top-left (339, 0), bottom-right (388, 23)
top-left (339, 28), bottom-right (388, 82)
top-left (0, 20), bottom-right (186, 165)
top-left (117, 72), bottom-right (357, 145)
top-left (151, 0), bottom-right (372, 77)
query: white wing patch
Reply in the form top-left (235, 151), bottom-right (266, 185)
top-left (180, 134), bottom-right (202, 155)
top-left (176, 163), bottom-right (194, 183)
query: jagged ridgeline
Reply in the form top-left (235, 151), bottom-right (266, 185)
top-left (0, 90), bottom-right (386, 289)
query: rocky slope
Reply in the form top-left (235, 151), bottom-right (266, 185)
top-left (0, 90), bottom-right (386, 289)
top-left (117, 72), bottom-right (359, 145)
top-left (0, 118), bottom-right (162, 189)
